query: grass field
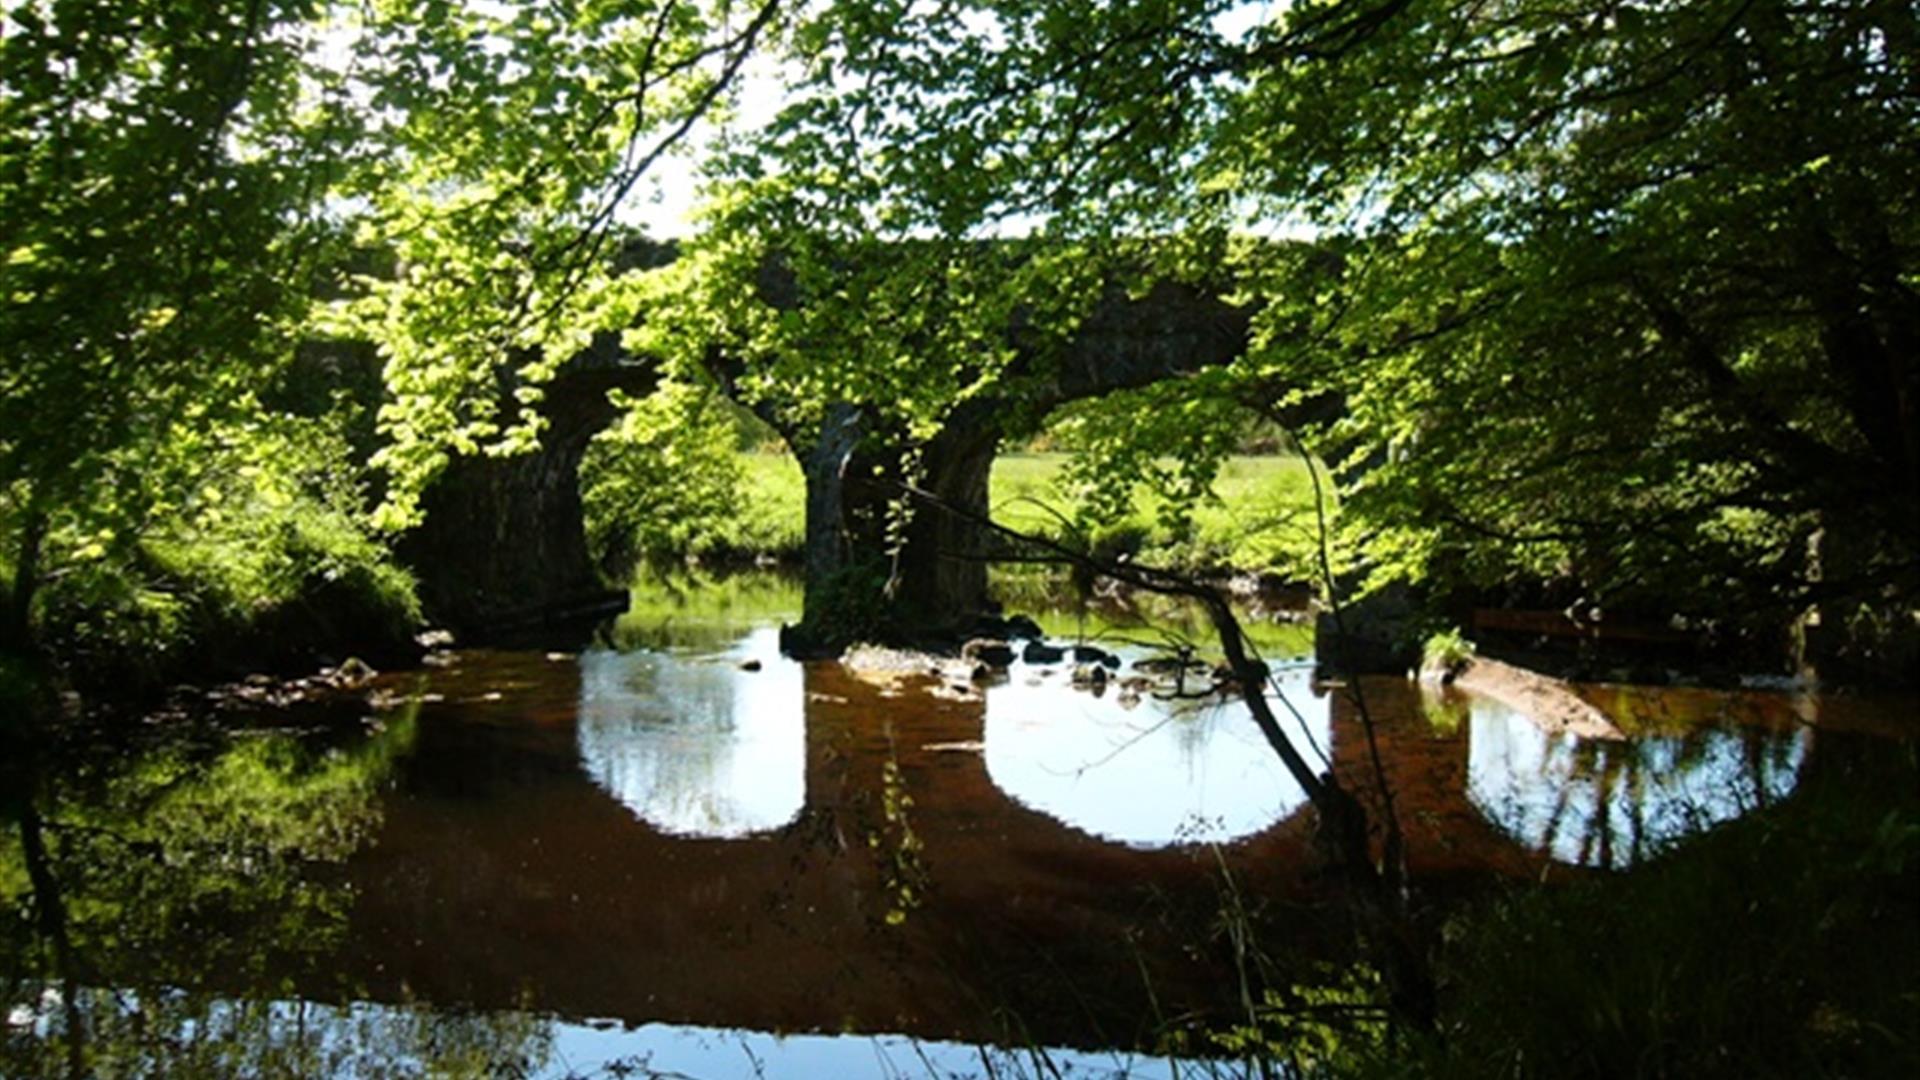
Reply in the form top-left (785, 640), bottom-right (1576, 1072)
top-left (723, 450), bottom-right (1326, 576)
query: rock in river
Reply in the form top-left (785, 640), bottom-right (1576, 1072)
top-left (962, 638), bottom-right (1016, 667)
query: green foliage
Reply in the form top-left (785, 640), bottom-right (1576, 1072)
top-left (728, 450), bottom-right (811, 556)
top-left (20, 414), bottom-right (418, 692)
top-left (1206, 971), bottom-right (1386, 1078)
top-left (1419, 629), bottom-right (1475, 677)
top-left (580, 380), bottom-right (746, 577)
top-left (0, 0), bottom-right (339, 461)
top-left (1223, 0), bottom-right (1920, 628)
top-left (1, 0), bottom-right (354, 652)
top-left (705, 0), bottom-right (1918, 652)
top-left (323, 0), bottom-right (784, 530)
top-left (1050, 379), bottom-right (1254, 539)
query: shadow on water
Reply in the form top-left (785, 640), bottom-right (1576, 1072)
top-left (2, 569), bottom-right (1909, 1077)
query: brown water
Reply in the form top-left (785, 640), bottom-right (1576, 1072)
top-left (2, 573), bottom-right (1905, 1078)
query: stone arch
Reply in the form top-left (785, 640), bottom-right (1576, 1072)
top-left (399, 253), bottom-right (1356, 650)
top-left (772, 278), bottom-right (1260, 650)
top-left (399, 332), bottom-right (656, 635)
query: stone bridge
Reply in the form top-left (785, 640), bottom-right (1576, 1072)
top-left (403, 249), bottom-right (1342, 646)
top-left (750, 274), bottom-right (1262, 651)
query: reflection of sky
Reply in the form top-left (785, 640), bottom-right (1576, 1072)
top-left (1466, 699), bottom-right (1811, 868)
top-left (548, 1012), bottom-right (1185, 1080)
top-left (576, 628), bottom-right (804, 839)
top-left (984, 664), bottom-right (1326, 848)
top-left (16, 991), bottom-right (1189, 1079)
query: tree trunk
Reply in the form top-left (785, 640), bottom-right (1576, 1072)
top-left (795, 403), bottom-right (876, 630)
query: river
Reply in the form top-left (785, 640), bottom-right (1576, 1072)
top-left (1, 571), bottom-right (1903, 1078)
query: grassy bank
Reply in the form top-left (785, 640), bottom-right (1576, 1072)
top-left (704, 450), bottom-right (1323, 577)
top-left (5, 421), bottom-right (421, 703)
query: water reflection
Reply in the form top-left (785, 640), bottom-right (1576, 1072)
top-left (576, 627), bottom-right (805, 839)
top-left (5, 990), bottom-right (1184, 1079)
top-left (9, 568), bottom-right (1900, 1076)
top-left (591, 571), bottom-right (1320, 850)
top-left (1465, 697), bottom-right (1811, 868)
top-left (6, 989), bottom-right (552, 1079)
top-left (1, 708), bottom-right (419, 1079)
top-left (985, 666), bottom-right (1326, 847)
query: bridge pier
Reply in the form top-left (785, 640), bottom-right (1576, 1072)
top-left (777, 279), bottom-right (1253, 654)
top-left (400, 337), bottom-right (655, 636)
top-left (783, 407), bottom-right (1000, 654)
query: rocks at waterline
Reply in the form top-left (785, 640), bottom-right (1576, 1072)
top-left (1071, 644), bottom-right (1120, 668)
top-left (961, 638), bottom-right (1017, 667)
top-left (1022, 640), bottom-right (1067, 664)
top-left (1070, 663), bottom-right (1110, 693)
top-left (967, 612), bottom-right (1045, 642)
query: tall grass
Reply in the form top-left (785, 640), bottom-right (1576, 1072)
top-left (1382, 739), bottom-right (1920, 1079)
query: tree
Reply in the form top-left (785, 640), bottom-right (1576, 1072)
top-left (325, 0), bottom-right (785, 531)
top-left (1, 1), bottom-right (784, 665)
top-left (1224, 0), bottom-right (1920, 654)
top-left (688, 0), bottom-right (1917, 662)
top-left (0, 0), bottom-right (347, 654)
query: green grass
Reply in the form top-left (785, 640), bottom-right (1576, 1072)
top-left (993, 451), bottom-right (1326, 575)
top-left (723, 450), bottom-right (1326, 577)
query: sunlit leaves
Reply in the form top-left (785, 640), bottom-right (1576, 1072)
top-left (1, 0), bottom-right (354, 643)
top-left (320, 1), bottom-right (783, 527)
top-left (579, 378), bottom-right (745, 573)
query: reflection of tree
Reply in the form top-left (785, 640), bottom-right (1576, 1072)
top-left (0, 704), bottom-right (568, 1077)
top-left (605, 571), bottom-right (805, 654)
top-left (4, 989), bottom-right (554, 1080)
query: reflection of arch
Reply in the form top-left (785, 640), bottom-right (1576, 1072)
top-left (983, 667), bottom-right (1325, 847)
top-left (1465, 699), bottom-right (1811, 868)
top-left (576, 628), bottom-right (804, 839)
top-left (343, 648), bottom-right (1330, 1042)
top-left (575, 627), bottom-right (1320, 851)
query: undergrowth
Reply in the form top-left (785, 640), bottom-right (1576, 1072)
top-left (21, 417), bottom-right (419, 697)
top-left (1379, 739), bottom-right (1920, 1079)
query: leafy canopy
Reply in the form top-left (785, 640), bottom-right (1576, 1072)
top-left (705, 0), bottom-right (1919, 627)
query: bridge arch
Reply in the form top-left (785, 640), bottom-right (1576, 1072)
top-left (403, 262), bottom-right (1329, 650)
